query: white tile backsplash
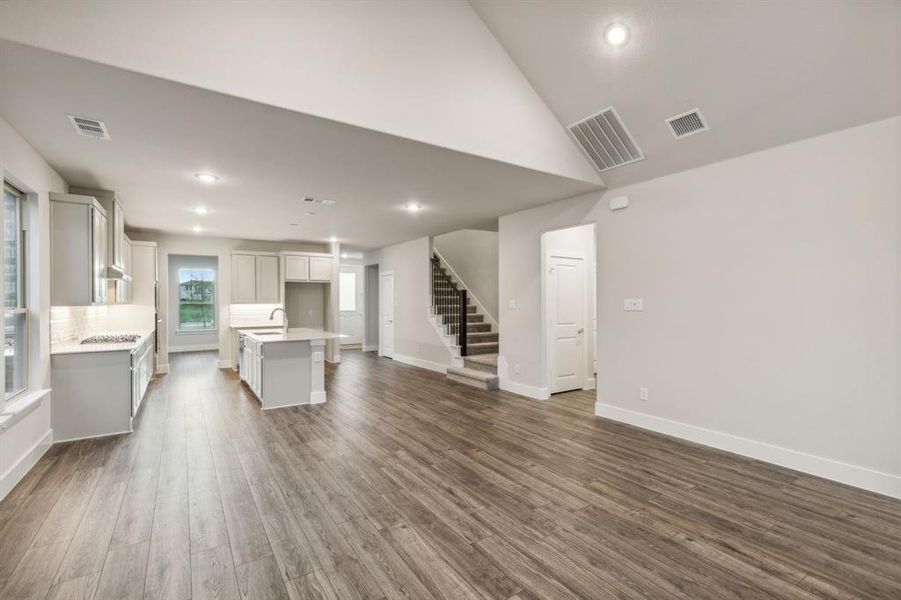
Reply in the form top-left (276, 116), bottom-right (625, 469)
top-left (50, 304), bottom-right (156, 343)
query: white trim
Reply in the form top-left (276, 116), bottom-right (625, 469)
top-left (218, 360), bottom-right (233, 369)
top-left (169, 343), bottom-right (219, 353)
top-left (156, 363), bottom-right (170, 374)
top-left (176, 328), bottom-right (216, 335)
top-left (595, 402), bottom-right (901, 499)
top-left (0, 428), bottom-right (52, 501)
top-left (0, 388), bottom-right (51, 432)
top-left (310, 390), bottom-right (326, 404)
top-left (393, 353), bottom-right (448, 374)
top-left (54, 428), bottom-right (133, 443)
top-left (499, 377), bottom-right (550, 400)
top-left (432, 248), bottom-right (498, 329)
top-left (362, 344), bottom-right (378, 352)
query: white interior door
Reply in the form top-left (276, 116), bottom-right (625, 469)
top-left (379, 271), bottom-right (395, 358)
top-left (339, 267), bottom-right (363, 345)
top-left (548, 255), bottom-right (585, 393)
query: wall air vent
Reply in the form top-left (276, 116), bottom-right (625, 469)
top-left (67, 115), bottom-right (111, 140)
top-left (301, 197), bottom-right (336, 205)
top-left (568, 107), bottom-right (644, 173)
top-left (665, 109), bottom-right (708, 139)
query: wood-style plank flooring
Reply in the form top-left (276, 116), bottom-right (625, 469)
top-left (1, 349), bottom-right (900, 599)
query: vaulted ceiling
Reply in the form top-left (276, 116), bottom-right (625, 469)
top-left (1, 1), bottom-right (897, 249)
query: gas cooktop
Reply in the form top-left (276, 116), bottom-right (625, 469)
top-left (80, 334), bottom-right (142, 345)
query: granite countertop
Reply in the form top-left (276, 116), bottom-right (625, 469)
top-left (242, 328), bottom-right (342, 344)
top-left (50, 329), bottom-right (155, 356)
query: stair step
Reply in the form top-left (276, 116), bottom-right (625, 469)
top-left (465, 342), bottom-right (499, 355)
top-left (467, 322), bottom-right (491, 332)
top-left (464, 353), bottom-right (498, 374)
top-left (467, 332), bottom-right (498, 343)
top-left (446, 366), bottom-right (499, 391)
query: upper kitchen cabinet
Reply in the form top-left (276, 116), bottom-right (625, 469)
top-left (231, 252), bottom-right (280, 303)
top-left (130, 241), bottom-right (159, 306)
top-left (70, 187), bottom-right (127, 277)
top-left (50, 193), bottom-right (109, 305)
top-left (282, 252), bottom-right (333, 283)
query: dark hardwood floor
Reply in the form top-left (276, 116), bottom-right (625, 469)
top-left (1, 350), bottom-right (899, 599)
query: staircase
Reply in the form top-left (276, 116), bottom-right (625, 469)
top-left (430, 254), bottom-right (499, 390)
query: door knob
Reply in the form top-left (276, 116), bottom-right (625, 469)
top-left (577, 328), bottom-right (584, 334)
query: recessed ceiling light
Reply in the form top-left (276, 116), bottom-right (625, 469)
top-left (305, 211), bottom-right (316, 216)
top-left (604, 23), bottom-right (629, 47)
top-left (193, 206), bottom-right (208, 215)
top-left (289, 223), bottom-right (299, 227)
top-left (192, 225), bottom-right (203, 233)
top-left (194, 172), bottom-right (219, 184)
top-left (329, 236), bottom-right (338, 243)
top-left (405, 202), bottom-right (421, 212)
top-left (341, 253), bottom-right (348, 259)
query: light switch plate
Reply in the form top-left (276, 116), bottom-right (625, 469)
top-left (624, 298), bottom-right (644, 311)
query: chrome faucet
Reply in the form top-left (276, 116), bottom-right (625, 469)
top-left (269, 307), bottom-right (288, 334)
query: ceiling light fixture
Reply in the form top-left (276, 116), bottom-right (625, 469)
top-left (341, 253), bottom-right (348, 259)
top-left (329, 236), bottom-right (338, 243)
top-left (193, 206), bottom-right (208, 215)
top-left (192, 225), bottom-right (203, 233)
top-left (405, 202), bottom-right (422, 212)
top-left (194, 172), bottom-right (219, 184)
top-left (604, 23), bottom-right (629, 47)
top-left (289, 223), bottom-right (299, 227)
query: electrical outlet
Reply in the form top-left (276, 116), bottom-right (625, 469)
top-left (639, 387), bottom-right (648, 401)
top-left (508, 299), bottom-right (517, 309)
top-left (624, 298), bottom-right (644, 311)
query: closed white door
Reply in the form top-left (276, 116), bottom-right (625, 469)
top-left (379, 271), bottom-right (395, 358)
top-left (339, 267), bottom-right (363, 345)
top-left (548, 255), bottom-right (585, 393)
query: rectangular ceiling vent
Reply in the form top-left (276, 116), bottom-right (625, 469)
top-left (67, 115), bottom-right (111, 140)
top-left (665, 109), bottom-right (708, 139)
top-left (568, 107), bottom-right (644, 173)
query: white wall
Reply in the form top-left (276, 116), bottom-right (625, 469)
top-left (497, 192), bottom-right (603, 398)
top-left (0, 117), bottom-right (64, 498)
top-left (433, 229), bottom-right (499, 322)
top-left (0, 0), bottom-right (598, 184)
top-left (364, 237), bottom-right (452, 371)
top-left (168, 254), bottom-right (219, 352)
top-left (589, 116), bottom-right (901, 497)
top-left (499, 116), bottom-right (901, 497)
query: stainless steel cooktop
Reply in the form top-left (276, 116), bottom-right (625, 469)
top-left (80, 334), bottom-right (142, 344)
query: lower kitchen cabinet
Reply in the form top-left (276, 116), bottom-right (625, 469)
top-left (51, 334), bottom-right (155, 442)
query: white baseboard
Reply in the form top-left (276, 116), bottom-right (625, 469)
top-left (499, 378), bottom-right (550, 400)
top-left (310, 391), bottom-right (326, 404)
top-left (595, 402), bottom-right (901, 499)
top-left (169, 344), bottom-right (219, 353)
top-left (584, 377), bottom-right (596, 390)
top-left (0, 428), bottom-right (52, 501)
top-left (218, 360), bottom-right (233, 369)
top-left (393, 353), bottom-right (448, 374)
top-left (156, 364), bottom-right (170, 374)
top-left (362, 344), bottom-right (378, 352)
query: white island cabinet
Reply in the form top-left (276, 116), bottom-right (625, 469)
top-left (239, 328), bottom-right (341, 410)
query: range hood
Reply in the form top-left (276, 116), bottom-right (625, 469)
top-left (104, 265), bottom-right (133, 281)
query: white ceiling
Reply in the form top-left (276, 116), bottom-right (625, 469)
top-left (0, 41), bottom-right (597, 248)
top-left (0, 0), bottom-right (599, 184)
top-left (471, 0), bottom-right (901, 188)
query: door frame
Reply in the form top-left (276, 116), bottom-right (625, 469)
top-left (539, 223), bottom-right (597, 395)
top-left (378, 270), bottom-right (395, 358)
top-left (338, 264), bottom-right (364, 346)
top-left (545, 250), bottom-right (587, 394)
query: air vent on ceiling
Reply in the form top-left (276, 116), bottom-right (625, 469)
top-left (665, 109), bottom-right (708, 139)
top-left (568, 107), bottom-right (644, 173)
top-left (67, 115), bottom-right (111, 140)
top-left (301, 197), bottom-right (336, 205)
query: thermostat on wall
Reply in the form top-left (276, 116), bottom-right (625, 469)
top-left (609, 195), bottom-right (629, 211)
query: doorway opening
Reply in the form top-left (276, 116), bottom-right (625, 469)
top-left (363, 264), bottom-right (380, 352)
top-left (339, 264), bottom-right (364, 347)
top-left (540, 224), bottom-right (597, 395)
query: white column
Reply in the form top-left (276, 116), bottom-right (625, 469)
top-left (310, 338), bottom-right (327, 404)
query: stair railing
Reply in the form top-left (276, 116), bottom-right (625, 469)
top-left (431, 255), bottom-right (468, 357)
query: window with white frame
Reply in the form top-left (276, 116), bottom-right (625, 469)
top-left (339, 271), bottom-right (357, 312)
top-left (3, 182), bottom-right (27, 401)
top-left (178, 267), bottom-right (216, 331)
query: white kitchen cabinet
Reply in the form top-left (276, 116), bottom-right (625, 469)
top-left (257, 255), bottom-right (280, 302)
top-left (130, 241), bottom-right (158, 306)
top-left (71, 187), bottom-right (127, 273)
top-left (232, 252), bottom-right (281, 303)
top-left (284, 255), bottom-right (310, 282)
top-left (309, 256), bottom-right (332, 282)
top-left (116, 236), bottom-right (133, 303)
top-left (50, 193), bottom-right (109, 306)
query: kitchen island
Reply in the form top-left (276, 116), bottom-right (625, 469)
top-left (240, 328), bottom-right (341, 410)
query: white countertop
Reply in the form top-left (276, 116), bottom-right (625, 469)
top-left (51, 329), bottom-right (155, 356)
top-left (242, 327), bottom-right (342, 344)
